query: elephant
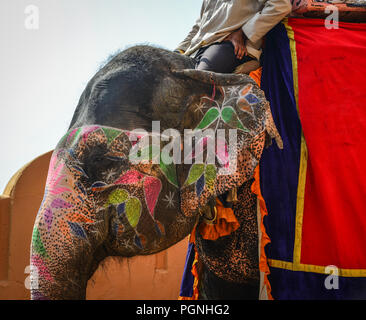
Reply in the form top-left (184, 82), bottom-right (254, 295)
top-left (30, 45), bottom-right (282, 300)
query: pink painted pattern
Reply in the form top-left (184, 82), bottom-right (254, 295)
top-left (31, 254), bottom-right (54, 283)
top-left (144, 176), bottom-right (162, 218)
top-left (114, 170), bottom-right (144, 185)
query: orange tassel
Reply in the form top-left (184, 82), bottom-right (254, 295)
top-left (251, 165), bottom-right (273, 300)
top-left (249, 66), bottom-right (273, 300)
top-left (190, 250), bottom-right (200, 300)
top-left (198, 198), bottom-right (240, 241)
top-left (178, 249), bottom-right (200, 300)
top-left (249, 67), bottom-right (262, 86)
top-left (189, 224), bottom-right (197, 244)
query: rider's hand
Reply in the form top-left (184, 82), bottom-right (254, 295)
top-left (224, 29), bottom-right (248, 61)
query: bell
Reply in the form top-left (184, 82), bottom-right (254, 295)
top-left (202, 205), bottom-right (217, 225)
top-left (226, 187), bottom-right (238, 203)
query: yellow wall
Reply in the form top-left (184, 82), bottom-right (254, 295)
top-left (0, 151), bottom-right (188, 300)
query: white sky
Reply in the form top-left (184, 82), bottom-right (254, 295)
top-left (0, 0), bottom-right (201, 192)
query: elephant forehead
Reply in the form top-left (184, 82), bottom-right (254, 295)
top-left (58, 125), bottom-right (131, 153)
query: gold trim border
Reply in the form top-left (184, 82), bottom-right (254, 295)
top-left (269, 259), bottom-right (366, 277)
top-left (268, 19), bottom-right (366, 278)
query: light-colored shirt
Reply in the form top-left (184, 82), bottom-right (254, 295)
top-left (176, 0), bottom-right (292, 60)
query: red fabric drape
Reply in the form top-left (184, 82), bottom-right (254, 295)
top-left (289, 18), bottom-right (366, 268)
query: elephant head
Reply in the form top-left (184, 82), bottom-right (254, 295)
top-left (30, 46), bottom-right (282, 299)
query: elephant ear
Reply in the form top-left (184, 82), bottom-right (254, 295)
top-left (172, 69), bottom-right (283, 149)
top-left (175, 69), bottom-right (283, 217)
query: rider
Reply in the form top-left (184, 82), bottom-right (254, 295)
top-left (175, 0), bottom-right (292, 73)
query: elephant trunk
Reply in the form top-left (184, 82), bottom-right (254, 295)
top-left (30, 151), bottom-right (108, 300)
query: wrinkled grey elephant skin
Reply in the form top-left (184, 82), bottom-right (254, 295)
top-left (30, 45), bottom-right (282, 300)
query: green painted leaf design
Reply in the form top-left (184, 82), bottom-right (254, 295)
top-left (204, 164), bottom-right (217, 185)
top-left (237, 119), bottom-right (248, 131)
top-left (57, 128), bottom-right (81, 150)
top-left (159, 155), bottom-right (178, 187)
top-left (105, 189), bottom-right (129, 207)
top-left (186, 164), bottom-right (205, 186)
top-left (222, 107), bottom-right (249, 132)
top-left (139, 145), bottom-right (152, 162)
top-left (221, 107), bottom-right (235, 123)
top-left (150, 144), bottom-right (161, 162)
top-left (196, 107), bottom-right (220, 130)
top-left (59, 131), bottom-right (69, 146)
top-left (125, 197), bottom-right (142, 228)
top-left (129, 144), bottom-right (160, 162)
top-left (102, 128), bottom-right (121, 144)
top-left (32, 227), bottom-right (48, 258)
